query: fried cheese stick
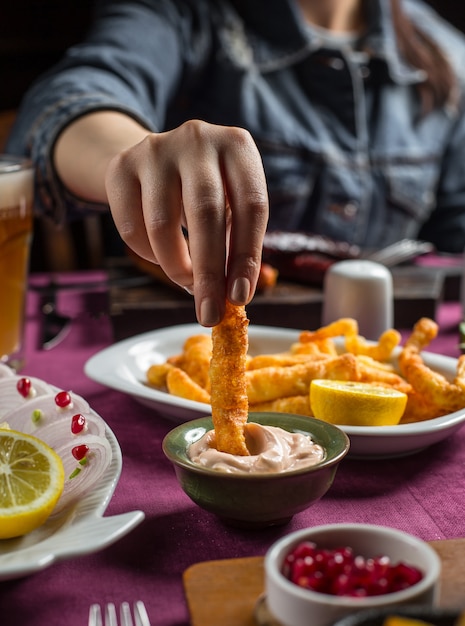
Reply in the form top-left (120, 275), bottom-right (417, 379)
top-left (209, 301), bottom-right (250, 455)
top-left (168, 334), bottom-right (212, 391)
top-left (246, 353), bottom-right (359, 404)
top-left (250, 394), bottom-right (313, 416)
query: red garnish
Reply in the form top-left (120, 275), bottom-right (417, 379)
top-left (55, 390), bottom-right (72, 408)
top-left (71, 413), bottom-right (86, 434)
top-left (282, 541), bottom-right (423, 597)
top-left (72, 444), bottom-right (89, 461)
top-left (17, 377), bottom-right (32, 398)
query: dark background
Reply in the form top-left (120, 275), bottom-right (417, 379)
top-left (2, 1), bottom-right (95, 111)
top-left (1, 0), bottom-right (464, 271)
top-left (2, 0), bottom-right (465, 113)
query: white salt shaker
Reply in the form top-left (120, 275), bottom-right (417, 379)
top-left (322, 260), bottom-right (394, 340)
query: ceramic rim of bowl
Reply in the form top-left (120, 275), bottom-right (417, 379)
top-left (162, 411), bottom-right (350, 479)
top-left (265, 523), bottom-right (442, 608)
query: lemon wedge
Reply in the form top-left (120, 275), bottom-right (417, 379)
top-left (0, 429), bottom-right (65, 539)
top-left (382, 618), bottom-right (435, 626)
top-left (310, 380), bottom-right (407, 427)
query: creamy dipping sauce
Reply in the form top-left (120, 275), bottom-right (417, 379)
top-left (188, 423), bottom-right (325, 474)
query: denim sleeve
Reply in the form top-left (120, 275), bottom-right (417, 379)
top-left (418, 97), bottom-right (465, 253)
top-left (6, 0), bottom-right (207, 223)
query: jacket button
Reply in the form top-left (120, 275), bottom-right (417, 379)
top-left (342, 202), bottom-right (358, 218)
top-left (328, 58), bottom-right (344, 70)
top-left (360, 66), bottom-right (370, 78)
top-left (328, 202), bottom-right (359, 219)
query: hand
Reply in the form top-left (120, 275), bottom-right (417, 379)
top-left (105, 119), bottom-right (269, 326)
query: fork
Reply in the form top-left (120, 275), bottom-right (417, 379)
top-left (88, 601), bottom-right (151, 626)
top-left (363, 238), bottom-right (434, 267)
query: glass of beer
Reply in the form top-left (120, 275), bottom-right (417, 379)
top-left (0, 155), bottom-right (34, 371)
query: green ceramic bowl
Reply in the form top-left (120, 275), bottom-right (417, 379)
top-left (162, 412), bottom-right (350, 528)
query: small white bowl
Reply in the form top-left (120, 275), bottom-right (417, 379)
top-left (264, 523), bottom-right (441, 626)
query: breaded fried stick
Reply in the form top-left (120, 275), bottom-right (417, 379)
top-left (210, 301), bottom-right (250, 456)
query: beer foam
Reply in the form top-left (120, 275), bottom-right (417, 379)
top-left (0, 168), bottom-right (34, 211)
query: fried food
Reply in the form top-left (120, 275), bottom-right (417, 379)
top-left (290, 338), bottom-right (338, 356)
top-left (146, 363), bottom-right (174, 388)
top-left (250, 395), bottom-right (313, 416)
top-left (166, 367), bottom-right (211, 404)
top-left (356, 357), bottom-right (412, 394)
top-left (299, 318), bottom-right (358, 342)
top-left (209, 301), bottom-right (250, 455)
top-left (345, 328), bottom-right (401, 362)
top-left (168, 334), bottom-right (212, 391)
top-left (146, 314), bottom-right (465, 425)
top-left (246, 352), bottom-right (328, 370)
top-left (400, 390), bottom-right (447, 423)
top-left (399, 317), bottom-right (465, 413)
top-left (246, 353), bottom-right (359, 404)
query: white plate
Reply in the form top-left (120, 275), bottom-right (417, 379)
top-left (85, 324), bottom-right (465, 458)
top-left (0, 410), bottom-right (144, 581)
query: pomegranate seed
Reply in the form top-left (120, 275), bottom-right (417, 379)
top-left (72, 444), bottom-right (89, 461)
top-left (282, 541), bottom-right (424, 597)
top-left (332, 573), bottom-right (351, 596)
top-left (55, 390), bottom-right (72, 408)
top-left (17, 377), bottom-right (32, 398)
top-left (293, 541), bottom-right (317, 559)
top-left (71, 413), bottom-right (86, 434)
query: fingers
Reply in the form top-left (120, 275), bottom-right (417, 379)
top-left (179, 141), bottom-right (228, 325)
top-left (106, 120), bottom-right (269, 326)
top-left (106, 137), bottom-right (194, 291)
top-left (221, 128), bottom-right (269, 304)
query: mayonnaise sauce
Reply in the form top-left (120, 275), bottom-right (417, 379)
top-left (188, 422), bottom-right (325, 474)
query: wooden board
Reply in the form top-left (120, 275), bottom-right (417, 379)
top-left (183, 539), bottom-right (465, 626)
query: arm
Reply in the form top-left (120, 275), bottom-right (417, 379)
top-left (53, 112), bottom-right (269, 326)
top-left (9, 0), bottom-right (269, 324)
top-left (418, 101), bottom-right (465, 253)
top-left (53, 111), bottom-right (150, 204)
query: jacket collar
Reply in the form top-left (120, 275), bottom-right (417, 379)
top-left (228, 0), bottom-right (425, 83)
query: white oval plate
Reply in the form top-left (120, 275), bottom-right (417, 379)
top-left (85, 324), bottom-right (465, 459)
top-left (0, 390), bottom-right (144, 581)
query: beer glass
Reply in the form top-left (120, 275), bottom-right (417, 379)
top-left (0, 155), bottom-right (34, 371)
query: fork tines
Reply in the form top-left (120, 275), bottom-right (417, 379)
top-left (88, 601), bottom-right (150, 626)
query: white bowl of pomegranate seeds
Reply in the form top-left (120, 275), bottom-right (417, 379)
top-left (264, 523), bottom-right (441, 626)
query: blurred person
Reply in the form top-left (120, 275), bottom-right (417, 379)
top-left (6, 0), bottom-right (465, 325)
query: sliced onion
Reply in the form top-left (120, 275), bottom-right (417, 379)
top-left (0, 373), bottom-right (113, 516)
top-left (25, 413), bottom-right (106, 446)
top-left (3, 391), bottom-right (91, 433)
top-left (52, 434), bottom-right (113, 513)
top-left (0, 376), bottom-right (56, 419)
top-left (0, 364), bottom-right (15, 378)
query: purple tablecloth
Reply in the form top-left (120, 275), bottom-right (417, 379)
top-left (1, 273), bottom-right (464, 626)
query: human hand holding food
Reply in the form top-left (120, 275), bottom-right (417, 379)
top-left (105, 119), bottom-right (269, 327)
top-left (54, 113), bottom-right (269, 326)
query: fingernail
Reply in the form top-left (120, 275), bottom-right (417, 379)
top-left (183, 285), bottom-right (194, 296)
top-left (200, 298), bottom-right (221, 326)
top-left (230, 277), bottom-right (250, 303)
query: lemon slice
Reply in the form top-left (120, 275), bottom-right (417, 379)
top-left (310, 380), bottom-right (407, 427)
top-left (0, 429), bottom-right (65, 539)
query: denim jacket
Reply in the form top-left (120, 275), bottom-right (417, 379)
top-left (7, 0), bottom-right (465, 252)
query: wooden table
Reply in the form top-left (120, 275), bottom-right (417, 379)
top-left (108, 258), bottom-right (459, 340)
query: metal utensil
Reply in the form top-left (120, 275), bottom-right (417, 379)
top-left (37, 274), bottom-right (152, 350)
top-left (40, 288), bottom-right (72, 350)
top-left (88, 601), bottom-right (151, 626)
top-left (364, 239), bottom-right (434, 267)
